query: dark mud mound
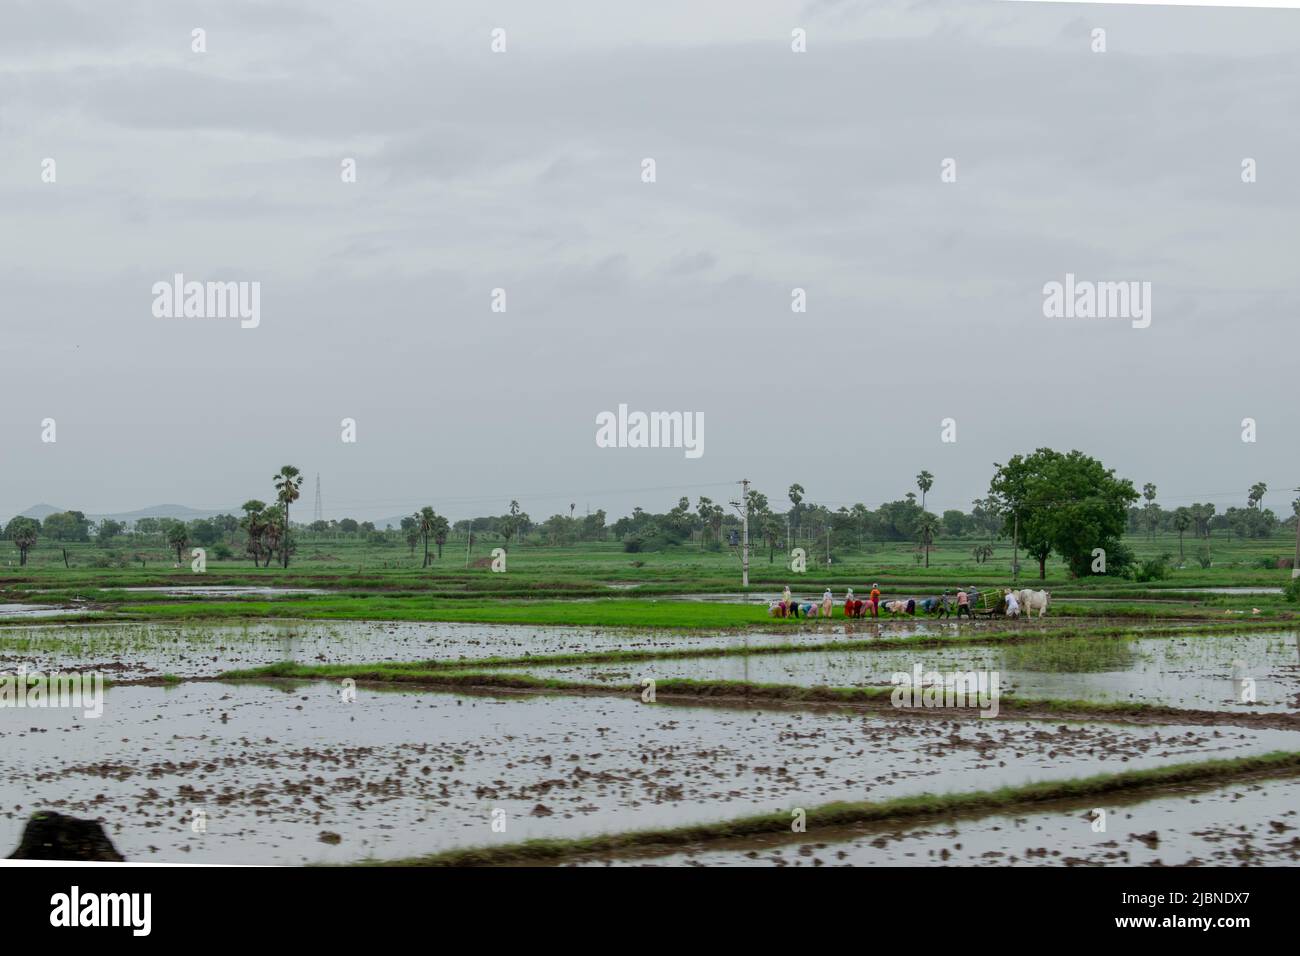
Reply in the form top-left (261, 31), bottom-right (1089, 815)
top-left (8, 811), bottom-right (125, 861)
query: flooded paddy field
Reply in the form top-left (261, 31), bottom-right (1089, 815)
top-left (3, 679), bottom-right (1295, 865)
top-left (0, 619), bottom-right (958, 681)
top-left (0, 603), bottom-right (98, 621)
top-left (504, 630), bottom-right (1300, 713)
top-left (24, 586), bottom-right (331, 598)
top-left (571, 775), bottom-right (1300, 867)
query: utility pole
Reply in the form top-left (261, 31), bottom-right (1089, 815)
top-left (465, 518), bottom-right (473, 568)
top-left (730, 479), bottom-right (751, 588)
top-left (1293, 487), bottom-right (1300, 579)
top-left (1012, 510), bottom-right (1020, 582)
top-left (741, 479), bottom-right (750, 588)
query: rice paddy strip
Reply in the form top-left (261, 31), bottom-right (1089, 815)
top-left (207, 618), bottom-right (1289, 679)
top-left (214, 664), bottom-right (1300, 727)
top-left (361, 750), bottom-right (1300, 867)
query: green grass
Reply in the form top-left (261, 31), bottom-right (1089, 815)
top-left (358, 750), bottom-right (1300, 866)
top-left (4, 531), bottom-right (1296, 594)
top-left (25, 592), bottom-right (1282, 630)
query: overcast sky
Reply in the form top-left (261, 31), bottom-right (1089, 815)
top-left (2, 0), bottom-right (1298, 523)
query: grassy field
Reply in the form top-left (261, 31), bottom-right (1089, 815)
top-left (4, 531), bottom-right (1297, 591)
top-left (3, 530), bottom-right (1296, 630)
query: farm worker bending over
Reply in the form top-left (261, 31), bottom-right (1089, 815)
top-left (1004, 591), bottom-right (1020, 618)
top-left (782, 585), bottom-right (798, 618)
top-left (822, 589), bottom-right (833, 618)
top-left (844, 588), bottom-right (860, 617)
top-left (956, 589), bottom-right (971, 619)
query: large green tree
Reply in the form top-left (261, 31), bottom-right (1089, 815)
top-left (43, 510), bottom-right (91, 542)
top-left (990, 448), bottom-right (1138, 579)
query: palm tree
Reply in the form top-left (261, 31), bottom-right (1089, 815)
top-left (850, 502), bottom-right (870, 549)
top-left (696, 497), bottom-right (715, 550)
top-left (273, 466), bottom-right (303, 567)
top-left (500, 499), bottom-right (523, 551)
top-left (262, 504), bottom-right (284, 567)
top-left (166, 521), bottom-right (189, 564)
top-left (917, 512), bottom-right (938, 568)
top-left (916, 471), bottom-right (934, 513)
top-left (240, 500), bottom-right (267, 566)
top-left (400, 516), bottom-right (418, 556)
top-left (1248, 482), bottom-right (1268, 511)
top-left (1172, 508), bottom-right (1191, 561)
top-left (7, 518), bottom-right (38, 566)
top-left (788, 483), bottom-right (804, 542)
top-left (433, 515), bottom-right (450, 559)
top-left (1142, 483), bottom-right (1158, 541)
top-left (762, 512), bottom-right (781, 563)
top-left (416, 507), bottom-right (448, 566)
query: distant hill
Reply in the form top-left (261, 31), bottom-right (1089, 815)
top-left (99, 504), bottom-right (229, 521)
top-left (19, 503), bottom-right (63, 520)
top-left (15, 503), bottom-right (234, 524)
top-left (12, 503), bottom-right (406, 527)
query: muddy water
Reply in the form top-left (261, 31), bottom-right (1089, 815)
top-left (0, 604), bottom-right (91, 620)
top-left (574, 776), bottom-right (1300, 866)
top-left (0, 619), bottom-right (949, 681)
top-left (1, 680), bottom-right (1296, 865)
top-left (1180, 587), bottom-right (1283, 595)
top-left (506, 631), bottom-right (1300, 713)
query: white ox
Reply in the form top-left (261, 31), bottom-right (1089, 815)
top-left (1015, 589), bottom-right (1050, 618)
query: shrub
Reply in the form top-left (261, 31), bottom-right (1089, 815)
top-left (1132, 553), bottom-right (1172, 583)
top-left (1285, 576), bottom-right (1300, 604)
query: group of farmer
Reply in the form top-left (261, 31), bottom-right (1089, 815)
top-left (772, 583), bottom-right (885, 619)
top-left (772, 584), bottom-right (1002, 619)
top-left (842, 584), bottom-right (885, 618)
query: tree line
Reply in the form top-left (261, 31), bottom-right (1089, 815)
top-left (4, 456), bottom-right (1293, 573)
